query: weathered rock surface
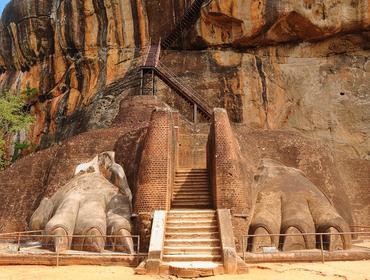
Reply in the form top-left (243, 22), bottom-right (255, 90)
top-left (0, 0), bottom-right (368, 158)
top-left (197, 0), bottom-right (369, 47)
top-left (0, 0), bottom-right (368, 238)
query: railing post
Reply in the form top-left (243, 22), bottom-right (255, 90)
top-left (242, 236), bottom-right (246, 262)
top-left (320, 234), bottom-right (325, 263)
top-left (137, 235), bottom-right (141, 266)
top-left (152, 69), bottom-right (155, 95)
top-left (17, 233), bottom-right (21, 252)
top-left (56, 251), bottom-right (60, 267)
top-left (140, 69), bottom-right (144, 95)
top-left (193, 103), bottom-right (198, 124)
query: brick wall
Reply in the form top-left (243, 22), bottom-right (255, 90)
top-left (133, 108), bottom-right (177, 250)
top-left (177, 118), bottom-right (209, 169)
top-left (209, 108), bottom-right (250, 250)
top-left (133, 108), bottom-right (177, 214)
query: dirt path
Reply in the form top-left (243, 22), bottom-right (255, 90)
top-left (0, 261), bottom-right (369, 280)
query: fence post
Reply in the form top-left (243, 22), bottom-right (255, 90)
top-left (242, 236), bottom-right (246, 262)
top-left (319, 234), bottom-right (325, 263)
top-left (140, 69), bottom-right (144, 95)
top-left (17, 233), bottom-right (21, 252)
top-left (56, 251), bottom-right (60, 267)
top-left (137, 236), bottom-right (141, 266)
top-left (193, 103), bottom-right (198, 124)
top-left (152, 70), bottom-right (155, 95)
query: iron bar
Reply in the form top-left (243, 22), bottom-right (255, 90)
top-left (320, 234), bottom-right (325, 263)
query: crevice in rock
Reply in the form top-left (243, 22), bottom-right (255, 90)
top-left (255, 56), bottom-right (269, 129)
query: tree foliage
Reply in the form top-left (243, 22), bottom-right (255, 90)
top-left (0, 89), bottom-right (35, 170)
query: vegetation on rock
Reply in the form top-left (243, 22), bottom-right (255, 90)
top-left (0, 88), bottom-right (36, 170)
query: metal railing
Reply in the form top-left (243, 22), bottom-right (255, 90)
top-left (0, 231), bottom-right (142, 266)
top-left (241, 231), bottom-right (370, 263)
top-left (156, 61), bottom-right (212, 118)
top-left (140, 42), bottom-right (213, 121)
top-left (161, 0), bottom-right (213, 49)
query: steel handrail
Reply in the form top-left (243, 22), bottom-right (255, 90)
top-left (156, 61), bottom-right (212, 110)
top-left (243, 231), bottom-right (370, 238)
top-left (154, 69), bottom-right (212, 117)
top-left (241, 231), bottom-right (370, 263)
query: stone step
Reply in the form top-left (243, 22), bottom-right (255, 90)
top-left (174, 186), bottom-right (209, 189)
top-left (174, 178), bottom-right (208, 182)
top-left (175, 173), bottom-right (208, 177)
top-left (166, 220), bottom-right (217, 227)
top-left (164, 238), bottom-right (221, 247)
top-left (162, 254), bottom-right (222, 262)
top-left (173, 194), bottom-right (211, 199)
top-left (174, 180), bottom-right (209, 184)
top-left (176, 169), bottom-right (208, 173)
top-left (172, 199), bottom-right (211, 205)
top-left (173, 183), bottom-right (209, 187)
top-left (174, 182), bottom-right (209, 186)
top-left (173, 190), bottom-right (211, 195)
top-left (167, 217), bottom-right (216, 222)
top-left (174, 179), bottom-right (208, 183)
top-left (172, 201), bottom-right (212, 207)
top-left (165, 232), bottom-right (219, 239)
top-left (173, 186), bottom-right (210, 191)
top-left (172, 201), bottom-right (212, 206)
top-left (172, 197), bottom-right (211, 201)
top-left (167, 210), bottom-right (215, 217)
top-left (168, 210), bottom-right (215, 213)
top-left (164, 246), bottom-right (221, 255)
top-left (174, 177), bottom-right (208, 180)
top-left (175, 173), bottom-right (208, 178)
top-left (166, 225), bottom-right (218, 233)
top-left (174, 181), bottom-right (208, 185)
top-left (172, 193), bottom-right (211, 198)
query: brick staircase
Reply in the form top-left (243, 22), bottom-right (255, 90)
top-left (163, 210), bottom-right (222, 263)
top-left (172, 168), bottom-right (212, 209)
top-left (162, 167), bottom-right (222, 266)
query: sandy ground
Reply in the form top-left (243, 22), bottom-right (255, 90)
top-left (0, 261), bottom-right (369, 280)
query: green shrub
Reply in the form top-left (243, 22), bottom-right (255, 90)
top-left (0, 89), bottom-right (35, 170)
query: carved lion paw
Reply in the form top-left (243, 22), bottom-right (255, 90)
top-left (30, 152), bottom-right (134, 254)
top-left (248, 159), bottom-right (351, 252)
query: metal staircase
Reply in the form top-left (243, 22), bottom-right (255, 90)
top-left (161, 0), bottom-right (213, 49)
top-left (140, 44), bottom-right (212, 122)
top-left (139, 1), bottom-right (214, 122)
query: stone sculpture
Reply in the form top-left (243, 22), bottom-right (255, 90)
top-left (249, 159), bottom-right (351, 252)
top-left (29, 151), bottom-right (134, 253)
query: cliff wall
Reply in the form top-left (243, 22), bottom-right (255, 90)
top-left (0, 0), bottom-right (368, 229)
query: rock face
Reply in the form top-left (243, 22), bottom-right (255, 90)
top-left (0, 0), bottom-right (368, 156)
top-left (198, 0), bottom-right (369, 47)
top-left (0, 0), bottom-right (368, 244)
top-left (0, 0), bottom-right (146, 147)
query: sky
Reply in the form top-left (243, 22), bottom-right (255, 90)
top-left (0, 0), bottom-right (9, 15)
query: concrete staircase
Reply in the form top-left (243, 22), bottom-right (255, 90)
top-left (164, 167), bottom-right (223, 271)
top-left (172, 169), bottom-right (212, 209)
top-left (163, 210), bottom-right (222, 263)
